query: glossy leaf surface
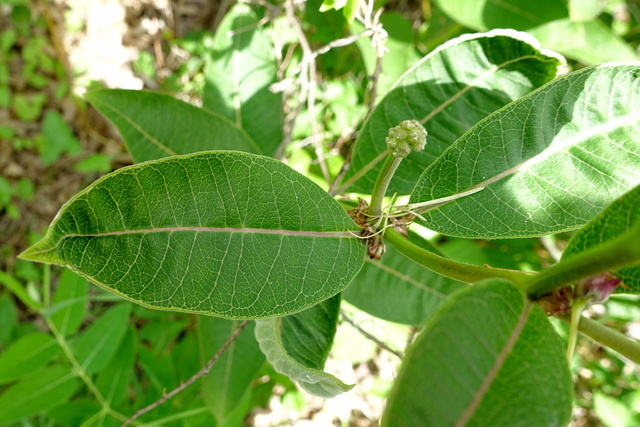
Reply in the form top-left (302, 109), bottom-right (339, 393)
top-left (344, 232), bottom-right (465, 325)
top-left (563, 185), bottom-right (640, 292)
top-left (255, 294), bottom-right (352, 398)
top-left (86, 89), bottom-right (259, 163)
top-left (198, 317), bottom-right (264, 424)
top-left (382, 279), bottom-right (572, 426)
top-left (340, 30), bottom-right (564, 195)
top-left (21, 152), bottom-right (364, 319)
top-left (411, 63), bottom-right (640, 238)
top-left (203, 3), bottom-right (282, 157)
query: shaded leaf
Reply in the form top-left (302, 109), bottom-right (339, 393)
top-left (255, 295), bottom-right (353, 398)
top-left (411, 63), bottom-right (640, 238)
top-left (21, 152), bottom-right (365, 319)
top-left (344, 232), bottom-right (465, 325)
top-left (529, 19), bottom-right (639, 65)
top-left (198, 318), bottom-right (264, 424)
top-left (96, 329), bottom-right (136, 406)
top-left (382, 279), bottom-right (572, 426)
top-left (433, 0), bottom-right (568, 31)
top-left (0, 333), bottom-right (58, 384)
top-left (203, 3), bottom-right (282, 157)
top-left (49, 268), bottom-right (88, 336)
top-left (86, 89), bottom-right (260, 163)
top-left (340, 29), bottom-right (564, 195)
top-left (563, 185), bottom-right (640, 293)
top-left (74, 303), bottom-right (131, 374)
top-left (0, 365), bottom-right (80, 423)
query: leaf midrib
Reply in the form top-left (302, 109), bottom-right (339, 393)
top-left (59, 226), bottom-right (356, 238)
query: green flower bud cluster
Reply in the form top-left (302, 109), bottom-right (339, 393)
top-left (386, 119), bottom-right (427, 158)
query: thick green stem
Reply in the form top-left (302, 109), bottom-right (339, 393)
top-left (560, 312), bottom-right (640, 365)
top-left (526, 222), bottom-right (640, 299)
top-left (368, 152), bottom-right (400, 217)
top-left (384, 228), bottom-right (530, 288)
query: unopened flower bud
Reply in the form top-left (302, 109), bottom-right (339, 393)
top-left (575, 272), bottom-right (621, 303)
top-left (386, 120), bottom-right (427, 158)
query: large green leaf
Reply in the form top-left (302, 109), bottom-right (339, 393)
top-left (0, 333), bottom-right (58, 384)
top-left (85, 89), bottom-right (259, 163)
top-left (74, 303), bottom-right (131, 374)
top-left (0, 365), bottom-right (80, 423)
top-left (49, 269), bottom-right (88, 336)
top-left (340, 30), bottom-right (564, 195)
top-left (563, 185), bottom-right (640, 293)
top-left (528, 19), bottom-right (639, 65)
top-left (344, 232), bottom-right (465, 325)
top-left (203, 3), bottom-right (282, 157)
top-left (382, 279), bottom-right (572, 426)
top-left (433, 0), bottom-right (568, 31)
top-left (20, 152), bottom-right (365, 319)
top-left (198, 317), bottom-right (264, 424)
top-left (411, 63), bottom-right (640, 238)
top-left (255, 294), bottom-right (352, 398)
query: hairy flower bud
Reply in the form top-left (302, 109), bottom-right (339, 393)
top-left (575, 272), bottom-right (622, 303)
top-left (386, 120), bottom-right (427, 158)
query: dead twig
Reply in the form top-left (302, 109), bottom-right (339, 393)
top-left (121, 320), bottom-right (250, 427)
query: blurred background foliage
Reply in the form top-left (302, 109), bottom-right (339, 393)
top-left (1, 0), bottom-right (640, 425)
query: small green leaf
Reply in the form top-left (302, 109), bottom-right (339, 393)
top-left (96, 329), bottom-right (136, 406)
top-left (0, 333), bottom-right (58, 384)
top-left (433, 0), bottom-right (568, 31)
top-left (74, 154), bottom-right (113, 173)
top-left (86, 89), bottom-right (260, 163)
top-left (0, 365), bottom-right (80, 423)
top-left (203, 3), bottom-right (282, 157)
top-left (344, 232), bottom-right (465, 325)
top-left (341, 29), bottom-right (564, 195)
top-left (411, 63), bottom-right (640, 238)
top-left (563, 185), bottom-right (640, 293)
top-left (49, 269), bottom-right (88, 336)
top-left (20, 151), bottom-right (365, 319)
top-left (255, 295), bottom-right (353, 398)
top-left (198, 318), bottom-right (264, 424)
top-left (74, 303), bottom-right (131, 374)
top-left (382, 279), bottom-right (572, 426)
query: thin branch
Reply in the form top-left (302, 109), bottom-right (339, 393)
top-left (340, 310), bottom-right (403, 359)
top-left (121, 320), bottom-right (250, 427)
top-left (284, 0), bottom-right (331, 184)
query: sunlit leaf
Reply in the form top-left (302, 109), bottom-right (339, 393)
top-left (255, 295), bottom-right (352, 398)
top-left (411, 63), bottom-right (640, 238)
top-left (86, 89), bottom-right (259, 163)
top-left (340, 30), bottom-right (564, 195)
top-left (20, 152), bottom-right (365, 319)
top-left (203, 3), bottom-right (282, 157)
top-left (433, 0), bottom-right (568, 31)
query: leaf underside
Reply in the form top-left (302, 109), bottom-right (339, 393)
top-left (382, 279), bottom-right (572, 426)
top-left (341, 29), bottom-right (564, 195)
top-left (412, 63), bottom-right (640, 238)
top-left (21, 151), bottom-right (365, 319)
